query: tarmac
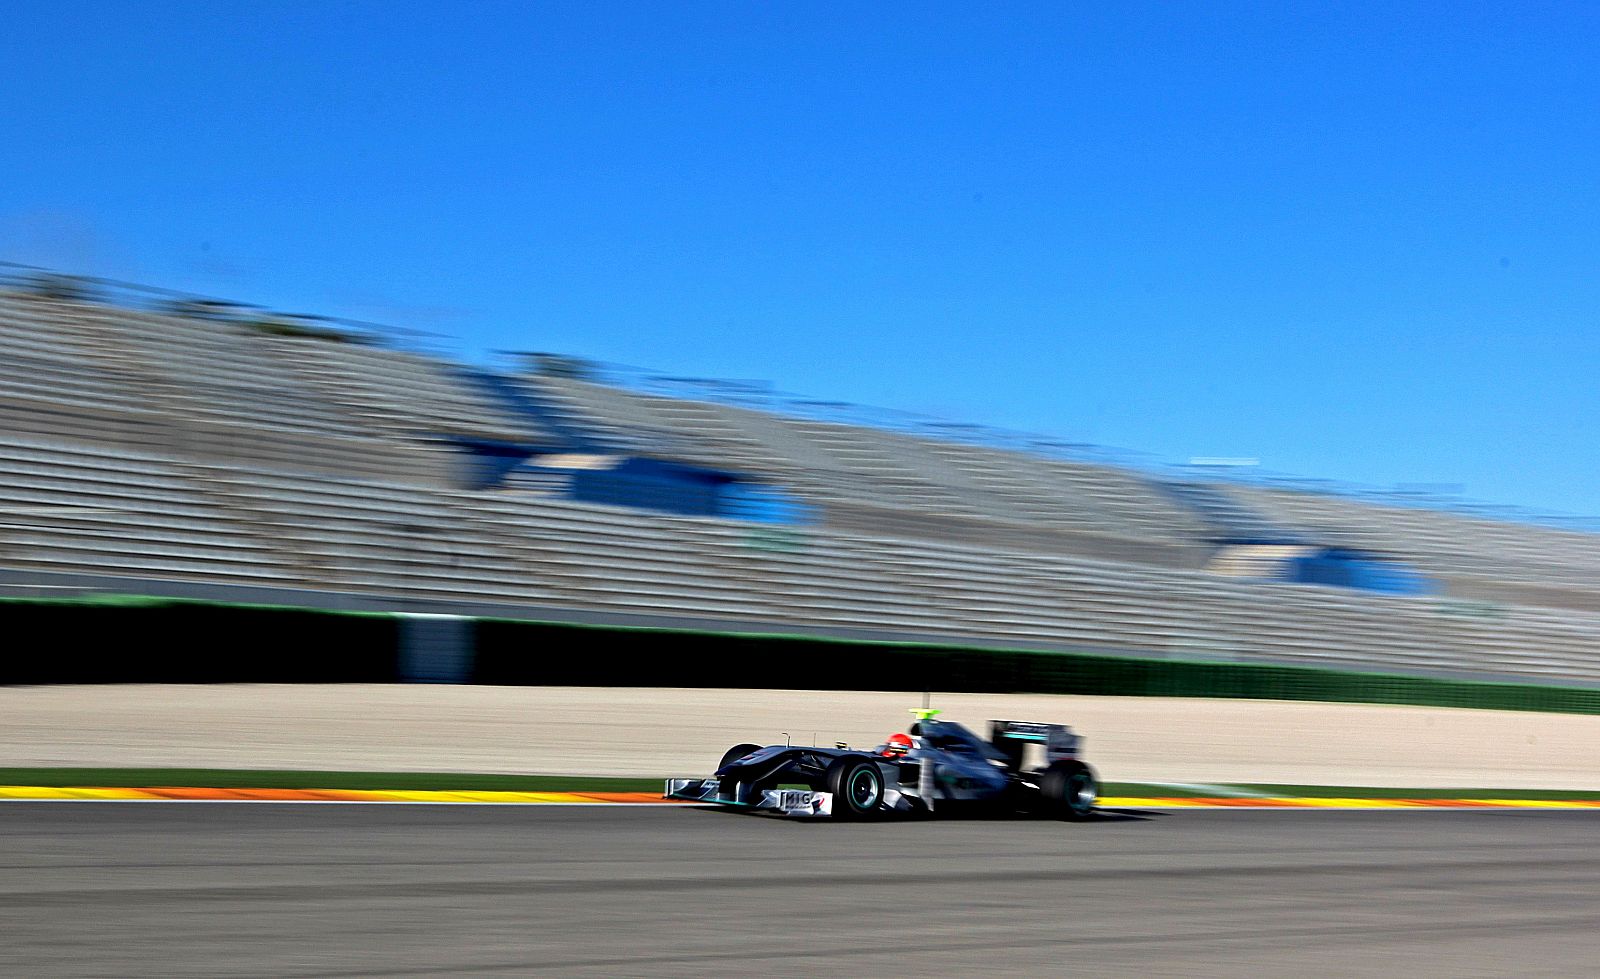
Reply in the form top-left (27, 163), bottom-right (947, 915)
top-left (3, 803), bottom-right (1598, 977)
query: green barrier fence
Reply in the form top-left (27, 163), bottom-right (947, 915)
top-left (475, 618), bottom-right (1600, 715)
top-left (0, 596), bottom-right (397, 683)
top-left (3, 595), bottom-right (1600, 715)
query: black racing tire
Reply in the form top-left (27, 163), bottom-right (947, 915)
top-left (718, 743), bottom-right (763, 772)
top-left (824, 755), bottom-right (887, 819)
top-left (716, 743), bottom-right (766, 804)
top-left (1038, 760), bottom-right (1098, 820)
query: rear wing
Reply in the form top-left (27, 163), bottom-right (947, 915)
top-left (989, 720), bottom-right (1083, 767)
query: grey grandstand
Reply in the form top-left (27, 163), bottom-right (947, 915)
top-left (3, 264), bottom-right (1600, 687)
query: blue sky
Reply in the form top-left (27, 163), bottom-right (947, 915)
top-left (3, 2), bottom-right (1597, 515)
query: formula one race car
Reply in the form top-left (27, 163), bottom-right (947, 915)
top-left (665, 711), bottom-right (1097, 819)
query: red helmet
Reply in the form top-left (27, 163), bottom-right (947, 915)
top-left (882, 733), bottom-right (913, 756)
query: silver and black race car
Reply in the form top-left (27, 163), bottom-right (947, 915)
top-left (665, 711), bottom-right (1097, 819)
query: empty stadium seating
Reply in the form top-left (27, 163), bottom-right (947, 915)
top-left (4, 280), bottom-right (1600, 686)
top-left (3, 430), bottom-right (1599, 684)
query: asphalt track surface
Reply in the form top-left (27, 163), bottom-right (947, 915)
top-left (4, 805), bottom-right (1598, 977)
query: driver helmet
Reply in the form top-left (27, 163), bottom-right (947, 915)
top-left (882, 732), bottom-right (913, 756)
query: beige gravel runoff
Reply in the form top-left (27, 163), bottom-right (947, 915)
top-left (4, 684), bottom-right (1600, 789)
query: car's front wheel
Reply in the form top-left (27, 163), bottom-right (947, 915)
top-left (824, 755), bottom-right (886, 819)
top-left (716, 743), bottom-right (764, 803)
top-left (718, 743), bottom-right (762, 771)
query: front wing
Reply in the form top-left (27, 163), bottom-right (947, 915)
top-left (665, 778), bottom-right (835, 817)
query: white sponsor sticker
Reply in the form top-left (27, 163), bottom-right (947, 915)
top-left (772, 789), bottom-right (833, 816)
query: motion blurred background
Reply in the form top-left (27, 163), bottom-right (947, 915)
top-left (1, 1), bottom-right (1598, 698)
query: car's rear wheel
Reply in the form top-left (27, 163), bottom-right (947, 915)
top-left (825, 755), bottom-right (885, 819)
top-left (1038, 760), bottom-right (1097, 820)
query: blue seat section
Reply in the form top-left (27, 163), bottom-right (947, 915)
top-left (525, 456), bottom-right (813, 524)
top-left (460, 367), bottom-right (809, 522)
top-left (565, 458), bottom-right (720, 515)
top-left (1209, 544), bottom-right (1434, 595)
top-left (715, 481), bottom-right (812, 525)
top-left (1289, 548), bottom-right (1434, 595)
